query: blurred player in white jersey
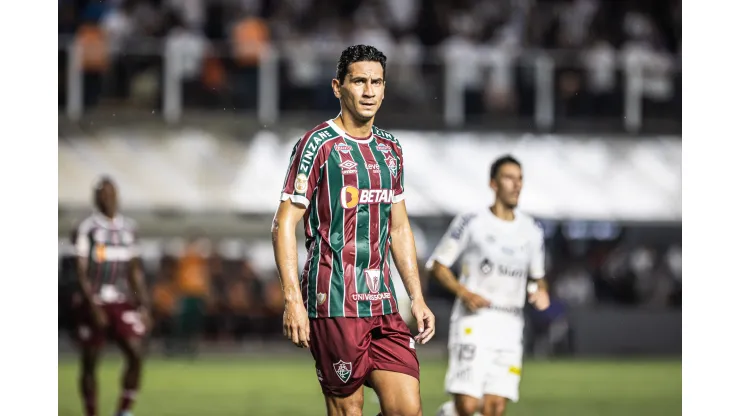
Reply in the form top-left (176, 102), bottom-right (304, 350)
top-left (427, 155), bottom-right (550, 416)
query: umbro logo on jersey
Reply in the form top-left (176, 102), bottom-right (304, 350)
top-left (339, 160), bottom-right (358, 175)
top-left (340, 186), bottom-right (395, 209)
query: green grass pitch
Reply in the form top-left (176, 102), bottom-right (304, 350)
top-left (58, 355), bottom-right (680, 416)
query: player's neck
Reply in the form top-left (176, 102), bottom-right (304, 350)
top-left (334, 113), bottom-right (373, 139)
top-left (97, 210), bottom-right (117, 220)
top-left (490, 202), bottom-right (515, 222)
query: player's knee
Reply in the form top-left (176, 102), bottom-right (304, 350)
top-left (454, 396), bottom-right (480, 416)
top-left (124, 348), bottom-right (143, 367)
top-left (381, 400), bottom-right (422, 416)
top-left (128, 352), bottom-right (143, 367)
top-left (326, 392), bottom-right (364, 416)
top-left (334, 403), bottom-right (363, 416)
top-left (482, 396), bottom-right (507, 416)
top-left (122, 340), bottom-right (144, 365)
top-left (81, 349), bottom-right (99, 372)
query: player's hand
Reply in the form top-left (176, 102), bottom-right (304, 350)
top-left (411, 298), bottom-right (435, 345)
top-left (92, 306), bottom-right (108, 329)
top-left (460, 290), bottom-right (491, 312)
top-left (528, 289), bottom-right (551, 311)
top-left (283, 300), bottom-right (310, 348)
top-left (139, 308), bottom-right (152, 333)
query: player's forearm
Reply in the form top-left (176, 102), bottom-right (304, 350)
top-left (128, 260), bottom-right (150, 310)
top-left (271, 218), bottom-right (303, 305)
top-left (430, 261), bottom-right (468, 298)
top-left (390, 226), bottom-right (424, 301)
top-left (76, 258), bottom-right (96, 304)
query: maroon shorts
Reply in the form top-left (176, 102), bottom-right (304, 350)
top-left (73, 301), bottom-right (146, 348)
top-left (309, 313), bottom-right (420, 397)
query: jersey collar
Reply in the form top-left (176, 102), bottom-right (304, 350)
top-left (327, 117), bottom-right (374, 144)
top-left (92, 211), bottom-right (124, 229)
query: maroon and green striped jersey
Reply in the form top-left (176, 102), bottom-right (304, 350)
top-left (75, 213), bottom-right (140, 304)
top-left (280, 119), bottom-right (406, 318)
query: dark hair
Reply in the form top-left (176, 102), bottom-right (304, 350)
top-left (490, 155), bottom-right (521, 179)
top-left (94, 175), bottom-right (116, 191)
top-left (336, 45), bottom-right (387, 84)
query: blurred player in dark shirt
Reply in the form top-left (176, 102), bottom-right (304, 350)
top-left (73, 177), bottom-right (150, 416)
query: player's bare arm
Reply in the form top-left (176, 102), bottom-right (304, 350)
top-left (271, 199), bottom-right (310, 348)
top-left (390, 200), bottom-right (435, 344)
top-left (75, 246), bottom-right (107, 328)
top-left (429, 260), bottom-right (491, 312)
top-left (128, 256), bottom-right (151, 330)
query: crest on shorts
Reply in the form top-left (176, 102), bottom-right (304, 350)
top-left (364, 269), bottom-right (381, 293)
top-left (317, 292), bottom-right (327, 305)
top-left (333, 360), bottom-right (352, 383)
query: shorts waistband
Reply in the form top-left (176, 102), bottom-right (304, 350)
top-left (485, 304), bottom-right (523, 317)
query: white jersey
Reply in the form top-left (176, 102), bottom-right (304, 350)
top-left (426, 208), bottom-right (545, 348)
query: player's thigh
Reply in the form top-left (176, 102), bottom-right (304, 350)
top-left (445, 316), bottom-right (489, 398)
top-left (368, 370), bottom-right (421, 416)
top-left (73, 303), bottom-right (107, 352)
top-left (111, 303), bottom-right (147, 361)
top-left (367, 313), bottom-right (421, 415)
top-left (445, 341), bottom-right (488, 400)
top-left (482, 350), bottom-right (523, 403)
top-left (369, 313), bottom-right (420, 379)
top-left (309, 317), bottom-right (374, 398)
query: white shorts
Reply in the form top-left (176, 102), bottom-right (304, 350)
top-left (444, 315), bottom-right (524, 402)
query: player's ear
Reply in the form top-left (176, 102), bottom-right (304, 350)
top-left (332, 78), bottom-right (342, 99)
top-left (489, 178), bottom-right (498, 192)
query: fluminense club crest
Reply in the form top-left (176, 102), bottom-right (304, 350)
top-left (385, 155), bottom-right (397, 177)
top-left (333, 360), bottom-right (352, 383)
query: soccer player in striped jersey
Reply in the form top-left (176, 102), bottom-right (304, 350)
top-left (272, 45), bottom-right (435, 416)
top-left (73, 177), bottom-right (150, 416)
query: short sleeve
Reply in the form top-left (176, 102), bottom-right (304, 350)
top-left (75, 221), bottom-right (91, 257)
top-left (126, 220), bottom-right (141, 258)
top-left (280, 136), bottom-right (325, 208)
top-left (425, 213), bottom-right (475, 269)
top-left (529, 221), bottom-right (546, 279)
top-left (392, 147), bottom-right (405, 204)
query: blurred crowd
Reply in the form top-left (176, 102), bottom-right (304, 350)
top-left (58, 223), bottom-right (681, 348)
top-left (58, 0), bottom-right (681, 121)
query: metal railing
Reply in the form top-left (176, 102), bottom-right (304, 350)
top-left (60, 37), bottom-right (681, 132)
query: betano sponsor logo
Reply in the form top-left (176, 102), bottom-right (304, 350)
top-left (340, 186), bottom-right (395, 209)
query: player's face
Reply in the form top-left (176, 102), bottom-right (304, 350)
top-left (332, 61), bottom-right (385, 123)
top-left (96, 182), bottom-right (118, 216)
top-left (490, 163), bottom-right (523, 208)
